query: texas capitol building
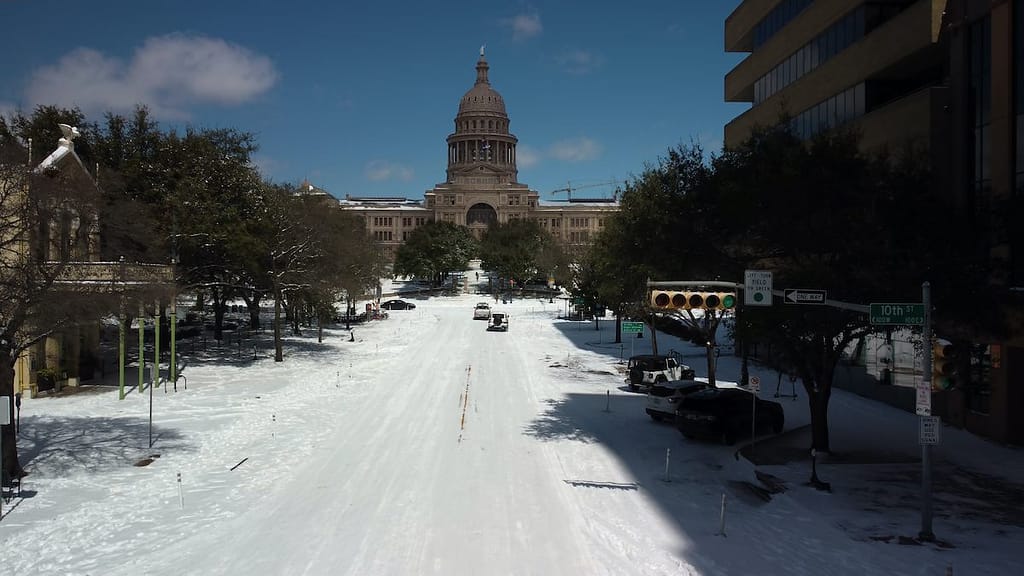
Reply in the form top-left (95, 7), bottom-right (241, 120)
top-left (332, 50), bottom-right (620, 261)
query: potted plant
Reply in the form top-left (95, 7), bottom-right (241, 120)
top-left (36, 367), bottom-right (59, 392)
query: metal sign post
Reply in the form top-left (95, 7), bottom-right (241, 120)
top-left (919, 281), bottom-right (935, 541)
top-left (1, 395), bottom-right (9, 518)
top-left (749, 376), bottom-right (760, 459)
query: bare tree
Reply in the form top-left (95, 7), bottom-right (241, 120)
top-left (0, 137), bottom-right (119, 479)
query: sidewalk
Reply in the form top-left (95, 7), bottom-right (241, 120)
top-left (739, 386), bottom-right (1024, 542)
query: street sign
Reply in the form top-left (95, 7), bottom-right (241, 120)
top-left (744, 270), bottom-right (773, 306)
top-left (870, 303), bottom-right (925, 326)
top-left (915, 380), bottom-right (932, 416)
top-left (621, 321), bottom-right (644, 334)
top-left (919, 415), bottom-right (940, 445)
top-left (784, 289), bottom-right (826, 304)
top-left (748, 376), bottom-right (760, 392)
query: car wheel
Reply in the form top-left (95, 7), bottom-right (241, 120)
top-left (649, 413), bottom-right (662, 422)
top-left (682, 432), bottom-right (695, 440)
top-left (771, 416), bottom-right (784, 434)
top-left (655, 375), bottom-right (667, 383)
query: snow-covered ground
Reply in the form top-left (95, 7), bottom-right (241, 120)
top-left (2, 271), bottom-right (1022, 575)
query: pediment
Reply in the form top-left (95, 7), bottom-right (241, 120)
top-left (450, 163), bottom-right (510, 177)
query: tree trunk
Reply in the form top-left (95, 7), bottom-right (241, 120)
top-left (317, 315), bottom-right (323, 343)
top-left (211, 288), bottom-right (228, 341)
top-left (807, 388), bottom-right (831, 453)
top-left (706, 341), bottom-right (717, 387)
top-left (242, 294), bottom-right (261, 330)
top-left (614, 313), bottom-right (622, 344)
top-left (1, 348), bottom-right (25, 480)
top-left (273, 287), bottom-right (283, 362)
top-left (647, 312), bottom-right (659, 356)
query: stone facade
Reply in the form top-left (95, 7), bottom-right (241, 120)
top-left (338, 49), bottom-right (619, 261)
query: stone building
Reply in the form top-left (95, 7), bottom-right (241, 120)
top-left (337, 49), bottom-right (619, 262)
top-left (2, 127), bottom-right (174, 399)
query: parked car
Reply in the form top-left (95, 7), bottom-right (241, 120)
top-left (381, 299), bottom-right (416, 310)
top-left (645, 379), bottom-right (710, 421)
top-left (625, 354), bottom-right (694, 392)
top-left (486, 312), bottom-right (509, 331)
top-left (674, 387), bottom-right (785, 445)
top-left (473, 302), bottom-right (491, 320)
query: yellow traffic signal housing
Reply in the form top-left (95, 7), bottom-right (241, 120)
top-left (650, 290), bottom-right (687, 310)
top-left (932, 340), bottom-right (957, 390)
top-left (704, 292), bottom-right (737, 310)
top-left (650, 290), bottom-right (737, 311)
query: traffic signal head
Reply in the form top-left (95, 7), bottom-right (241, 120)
top-left (649, 290), bottom-right (737, 311)
top-left (932, 340), bottom-right (958, 390)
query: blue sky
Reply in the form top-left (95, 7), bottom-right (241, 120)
top-left (1, 0), bottom-right (746, 200)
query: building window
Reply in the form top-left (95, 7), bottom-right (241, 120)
top-left (753, 0), bottom-right (813, 49)
top-left (754, 7), bottom-right (866, 105)
top-left (790, 83), bottom-right (865, 140)
top-left (402, 217), bottom-right (412, 227)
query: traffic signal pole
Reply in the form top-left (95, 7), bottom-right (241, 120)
top-left (920, 281), bottom-right (934, 541)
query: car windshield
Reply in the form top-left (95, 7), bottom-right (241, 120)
top-left (636, 358), bottom-right (665, 370)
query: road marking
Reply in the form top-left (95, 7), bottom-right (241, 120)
top-left (458, 365), bottom-right (471, 443)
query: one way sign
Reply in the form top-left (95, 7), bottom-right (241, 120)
top-left (784, 289), bottom-right (826, 304)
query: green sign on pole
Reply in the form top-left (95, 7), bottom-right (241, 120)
top-left (870, 303), bottom-right (925, 325)
top-left (621, 321), bottom-right (644, 334)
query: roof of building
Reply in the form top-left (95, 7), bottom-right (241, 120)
top-left (458, 50), bottom-right (506, 117)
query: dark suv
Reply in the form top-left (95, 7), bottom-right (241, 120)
top-left (674, 387), bottom-right (785, 445)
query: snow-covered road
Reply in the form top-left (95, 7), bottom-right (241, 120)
top-left (3, 283), bottom-right (1020, 575)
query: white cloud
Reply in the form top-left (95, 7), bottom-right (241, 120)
top-left (515, 145), bottom-right (541, 169)
top-left (556, 49), bottom-right (602, 75)
top-left (549, 137), bottom-right (602, 163)
top-left (504, 12), bottom-right (542, 40)
top-left (365, 160), bottom-right (414, 182)
top-left (24, 34), bottom-right (278, 120)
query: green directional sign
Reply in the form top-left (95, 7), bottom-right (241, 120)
top-left (621, 321), bottom-right (644, 334)
top-left (870, 303), bottom-right (925, 325)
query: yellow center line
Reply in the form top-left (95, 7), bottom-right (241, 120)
top-left (458, 365), bottom-right (471, 443)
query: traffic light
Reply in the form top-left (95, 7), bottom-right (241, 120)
top-left (650, 290), bottom-right (737, 311)
top-left (932, 340), bottom-right (958, 391)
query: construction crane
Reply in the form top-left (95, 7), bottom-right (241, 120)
top-left (549, 179), bottom-right (621, 201)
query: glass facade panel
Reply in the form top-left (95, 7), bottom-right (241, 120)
top-left (755, 7), bottom-right (867, 103)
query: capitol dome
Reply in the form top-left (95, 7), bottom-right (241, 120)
top-left (457, 53), bottom-right (507, 116)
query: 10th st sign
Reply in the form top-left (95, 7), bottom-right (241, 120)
top-left (870, 303), bottom-right (925, 325)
